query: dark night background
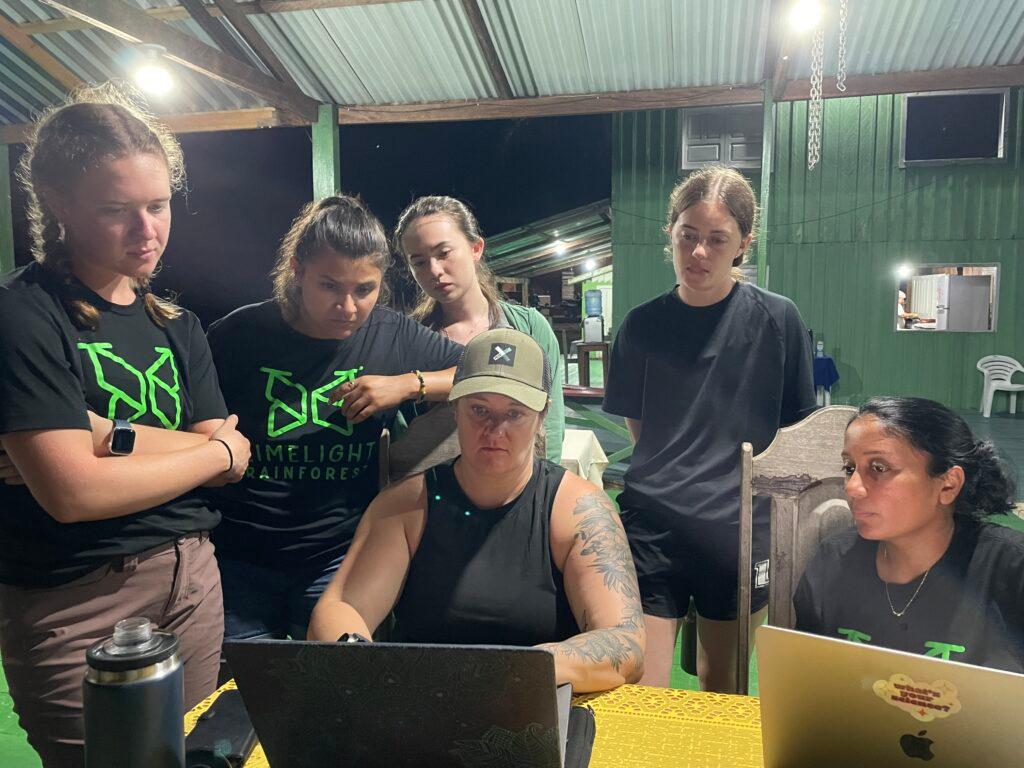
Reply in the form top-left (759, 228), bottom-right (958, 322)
top-left (9, 114), bottom-right (611, 326)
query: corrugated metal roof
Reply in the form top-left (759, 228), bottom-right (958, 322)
top-left (482, 0), bottom-right (769, 96)
top-left (486, 199), bottom-right (611, 277)
top-left (1, 0), bottom-right (1023, 128)
top-left (0, 0), bottom-right (259, 118)
top-left (258, 0), bottom-right (499, 105)
top-left (787, 0), bottom-right (1024, 80)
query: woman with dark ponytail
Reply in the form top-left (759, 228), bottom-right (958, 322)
top-left (206, 194), bottom-right (462, 642)
top-left (0, 84), bottom-right (251, 766)
top-left (795, 396), bottom-right (1024, 672)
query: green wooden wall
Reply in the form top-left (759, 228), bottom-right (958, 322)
top-left (769, 90), bottom-right (1023, 410)
top-left (610, 110), bottom-right (680, 330)
top-left (610, 110), bottom-right (760, 330)
top-left (611, 90), bottom-right (1023, 410)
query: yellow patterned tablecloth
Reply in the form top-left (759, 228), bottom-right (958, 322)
top-left (186, 681), bottom-right (764, 768)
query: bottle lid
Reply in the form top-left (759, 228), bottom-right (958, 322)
top-left (87, 617), bottom-right (180, 672)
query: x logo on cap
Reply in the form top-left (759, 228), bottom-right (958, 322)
top-left (489, 343), bottom-right (516, 366)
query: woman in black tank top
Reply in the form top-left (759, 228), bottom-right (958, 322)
top-left (309, 329), bottom-right (645, 693)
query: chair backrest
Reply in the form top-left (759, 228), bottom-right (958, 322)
top-left (977, 355), bottom-right (1024, 383)
top-left (736, 405), bottom-right (858, 694)
top-left (379, 403), bottom-right (462, 488)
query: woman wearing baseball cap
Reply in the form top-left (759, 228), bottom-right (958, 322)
top-left (308, 329), bottom-right (645, 692)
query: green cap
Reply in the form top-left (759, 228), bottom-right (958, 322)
top-left (449, 328), bottom-right (551, 411)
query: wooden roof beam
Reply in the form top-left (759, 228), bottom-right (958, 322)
top-left (459, 0), bottom-right (512, 100)
top-left (763, 0), bottom-right (794, 100)
top-left (0, 14), bottom-right (84, 91)
top-left (0, 105), bottom-right (308, 144)
top-left (40, 0), bottom-right (320, 122)
top-left (176, 0), bottom-right (248, 61)
top-left (210, 0), bottom-right (300, 88)
top-left (338, 83), bottom-right (765, 124)
top-left (19, 0), bottom-right (412, 35)
top-left (781, 64), bottom-right (1024, 100)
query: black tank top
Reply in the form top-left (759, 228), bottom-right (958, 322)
top-left (392, 458), bottom-right (579, 646)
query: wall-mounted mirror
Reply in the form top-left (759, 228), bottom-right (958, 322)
top-left (895, 264), bottom-right (999, 332)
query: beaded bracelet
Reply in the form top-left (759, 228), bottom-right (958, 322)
top-left (413, 370), bottom-right (427, 404)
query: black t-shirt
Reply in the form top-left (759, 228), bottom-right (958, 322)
top-left (206, 300), bottom-right (463, 570)
top-left (603, 282), bottom-right (816, 526)
top-left (0, 263), bottom-right (227, 588)
top-left (794, 517), bottom-right (1024, 673)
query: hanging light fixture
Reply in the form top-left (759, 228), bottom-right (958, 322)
top-left (132, 44), bottom-right (173, 96)
top-left (788, 0), bottom-right (823, 32)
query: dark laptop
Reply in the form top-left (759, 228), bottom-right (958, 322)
top-left (224, 640), bottom-right (576, 768)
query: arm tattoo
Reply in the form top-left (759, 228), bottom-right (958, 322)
top-left (556, 617), bottom-right (644, 670)
top-left (572, 491), bottom-right (641, 602)
top-left (553, 492), bottom-right (644, 670)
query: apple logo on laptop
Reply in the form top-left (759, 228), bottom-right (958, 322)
top-left (900, 730), bottom-right (934, 761)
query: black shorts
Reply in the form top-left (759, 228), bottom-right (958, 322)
top-left (620, 503), bottom-right (771, 622)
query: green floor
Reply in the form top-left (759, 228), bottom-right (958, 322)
top-left (0, 666), bottom-right (40, 768)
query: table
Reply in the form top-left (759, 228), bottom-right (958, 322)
top-left (572, 342), bottom-right (610, 389)
top-left (186, 682), bottom-right (764, 767)
top-left (559, 429), bottom-right (609, 488)
top-left (812, 355), bottom-right (839, 406)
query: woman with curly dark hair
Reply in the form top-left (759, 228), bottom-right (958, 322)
top-left (795, 396), bottom-right (1024, 673)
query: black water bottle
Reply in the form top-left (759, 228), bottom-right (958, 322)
top-left (83, 617), bottom-right (185, 768)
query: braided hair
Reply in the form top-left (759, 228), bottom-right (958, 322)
top-left (17, 82), bottom-right (184, 329)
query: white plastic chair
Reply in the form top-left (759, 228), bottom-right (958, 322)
top-left (977, 355), bottom-right (1024, 418)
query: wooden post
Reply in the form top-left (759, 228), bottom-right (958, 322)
top-left (758, 81), bottom-right (775, 289)
top-left (312, 104), bottom-right (341, 200)
top-left (0, 145), bottom-right (15, 275)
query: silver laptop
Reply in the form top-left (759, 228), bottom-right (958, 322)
top-left (757, 625), bottom-right (1024, 768)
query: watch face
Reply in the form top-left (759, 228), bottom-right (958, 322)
top-left (110, 426), bottom-right (136, 455)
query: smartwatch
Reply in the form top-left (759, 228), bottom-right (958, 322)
top-left (336, 632), bottom-right (370, 644)
top-left (109, 418), bottom-right (136, 456)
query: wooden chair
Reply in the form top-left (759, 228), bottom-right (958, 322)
top-left (378, 403), bottom-right (462, 488)
top-left (735, 405), bottom-right (858, 694)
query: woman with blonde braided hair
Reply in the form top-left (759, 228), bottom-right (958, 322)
top-left (0, 84), bottom-right (250, 767)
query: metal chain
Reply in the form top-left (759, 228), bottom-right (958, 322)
top-left (836, 0), bottom-right (849, 92)
top-left (807, 24), bottom-right (825, 170)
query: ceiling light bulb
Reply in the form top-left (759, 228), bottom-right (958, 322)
top-left (132, 44), bottom-right (173, 96)
top-left (788, 0), bottom-right (823, 33)
top-left (134, 64), bottom-right (173, 95)
top-left (584, 259), bottom-right (596, 272)
top-left (553, 240), bottom-right (567, 255)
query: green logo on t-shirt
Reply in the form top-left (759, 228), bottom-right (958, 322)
top-left (259, 366), bottom-right (362, 437)
top-left (836, 627), bottom-right (966, 660)
top-left (77, 342), bottom-right (182, 429)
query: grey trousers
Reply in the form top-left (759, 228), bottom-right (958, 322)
top-left (0, 535), bottom-right (223, 768)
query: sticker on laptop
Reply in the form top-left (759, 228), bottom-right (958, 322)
top-left (873, 674), bottom-right (961, 723)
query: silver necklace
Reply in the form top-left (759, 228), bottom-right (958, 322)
top-left (882, 544), bottom-right (931, 619)
top-left (440, 312), bottom-right (492, 340)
